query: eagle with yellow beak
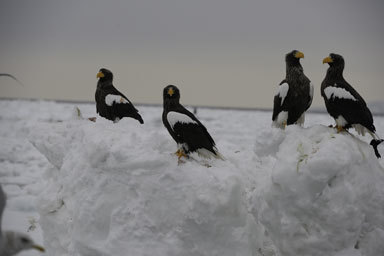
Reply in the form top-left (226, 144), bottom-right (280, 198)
top-left (162, 85), bottom-right (223, 160)
top-left (95, 68), bottom-right (143, 124)
top-left (272, 50), bottom-right (314, 128)
top-left (321, 53), bottom-right (383, 158)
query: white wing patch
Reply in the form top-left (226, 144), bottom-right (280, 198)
top-left (307, 82), bottom-right (314, 107)
top-left (167, 111), bottom-right (197, 130)
top-left (272, 111), bottom-right (288, 128)
top-left (335, 115), bottom-right (348, 127)
top-left (309, 82), bottom-right (314, 100)
top-left (324, 86), bottom-right (357, 101)
top-left (276, 83), bottom-right (289, 106)
top-left (105, 94), bottom-right (129, 106)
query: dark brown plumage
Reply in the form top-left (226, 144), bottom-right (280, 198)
top-left (162, 85), bottom-right (223, 160)
top-left (272, 50), bottom-right (313, 128)
top-left (95, 68), bottom-right (143, 124)
top-left (321, 53), bottom-right (382, 158)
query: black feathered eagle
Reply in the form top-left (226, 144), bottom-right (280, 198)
top-left (272, 50), bottom-right (313, 128)
top-left (321, 53), bottom-right (383, 158)
top-left (162, 85), bottom-right (223, 160)
top-left (95, 68), bottom-right (143, 124)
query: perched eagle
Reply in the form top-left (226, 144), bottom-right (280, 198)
top-left (321, 53), bottom-right (383, 158)
top-left (162, 85), bottom-right (223, 160)
top-left (272, 50), bottom-right (314, 128)
top-left (95, 68), bottom-right (143, 124)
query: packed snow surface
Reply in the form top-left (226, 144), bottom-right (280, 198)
top-left (1, 99), bottom-right (384, 256)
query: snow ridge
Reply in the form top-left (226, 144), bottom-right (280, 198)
top-left (253, 125), bottom-right (384, 256)
top-left (8, 99), bottom-right (379, 256)
top-left (31, 118), bottom-right (270, 256)
top-left (29, 118), bottom-right (384, 256)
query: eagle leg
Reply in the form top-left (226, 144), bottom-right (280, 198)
top-left (175, 149), bottom-right (188, 159)
top-left (175, 149), bottom-right (188, 165)
top-left (336, 125), bottom-right (345, 133)
top-left (283, 121), bottom-right (287, 129)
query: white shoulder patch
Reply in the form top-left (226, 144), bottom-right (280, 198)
top-left (105, 94), bottom-right (129, 106)
top-left (275, 83), bottom-right (289, 106)
top-left (307, 82), bottom-right (314, 107)
top-left (167, 111), bottom-right (197, 130)
top-left (324, 86), bottom-right (357, 101)
top-left (309, 82), bottom-right (314, 99)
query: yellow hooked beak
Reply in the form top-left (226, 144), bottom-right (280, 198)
top-left (32, 244), bottom-right (45, 252)
top-left (168, 88), bottom-right (174, 96)
top-left (323, 56), bottom-right (333, 64)
top-left (294, 51), bottom-right (304, 59)
top-left (96, 71), bottom-right (105, 78)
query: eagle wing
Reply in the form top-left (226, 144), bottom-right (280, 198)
top-left (306, 82), bottom-right (314, 111)
top-left (323, 81), bottom-right (374, 131)
top-left (0, 185), bottom-right (5, 233)
top-left (0, 73), bottom-right (23, 86)
top-left (272, 80), bottom-right (289, 121)
top-left (166, 110), bottom-right (216, 153)
top-left (95, 86), bottom-right (143, 123)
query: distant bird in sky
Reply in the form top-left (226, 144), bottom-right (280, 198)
top-left (162, 85), bottom-right (223, 161)
top-left (95, 68), bottom-right (144, 124)
top-left (0, 185), bottom-right (45, 255)
top-left (272, 50), bottom-right (313, 128)
top-left (321, 53), bottom-right (383, 158)
top-left (0, 73), bottom-right (24, 86)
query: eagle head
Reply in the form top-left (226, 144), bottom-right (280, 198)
top-left (285, 50), bottom-right (304, 66)
top-left (97, 68), bottom-right (113, 81)
top-left (163, 85), bottom-right (180, 101)
top-left (323, 53), bottom-right (345, 67)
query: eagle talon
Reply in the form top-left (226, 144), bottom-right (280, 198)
top-left (175, 149), bottom-right (188, 160)
top-left (336, 126), bottom-right (345, 133)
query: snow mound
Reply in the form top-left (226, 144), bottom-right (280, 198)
top-left (30, 115), bottom-right (384, 256)
top-left (252, 125), bottom-right (384, 256)
top-left (30, 118), bottom-right (270, 256)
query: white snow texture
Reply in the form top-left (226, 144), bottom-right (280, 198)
top-left (1, 100), bottom-right (384, 256)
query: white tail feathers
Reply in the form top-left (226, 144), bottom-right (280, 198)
top-left (196, 148), bottom-right (225, 161)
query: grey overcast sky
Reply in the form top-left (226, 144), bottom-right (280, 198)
top-left (0, 0), bottom-right (383, 109)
